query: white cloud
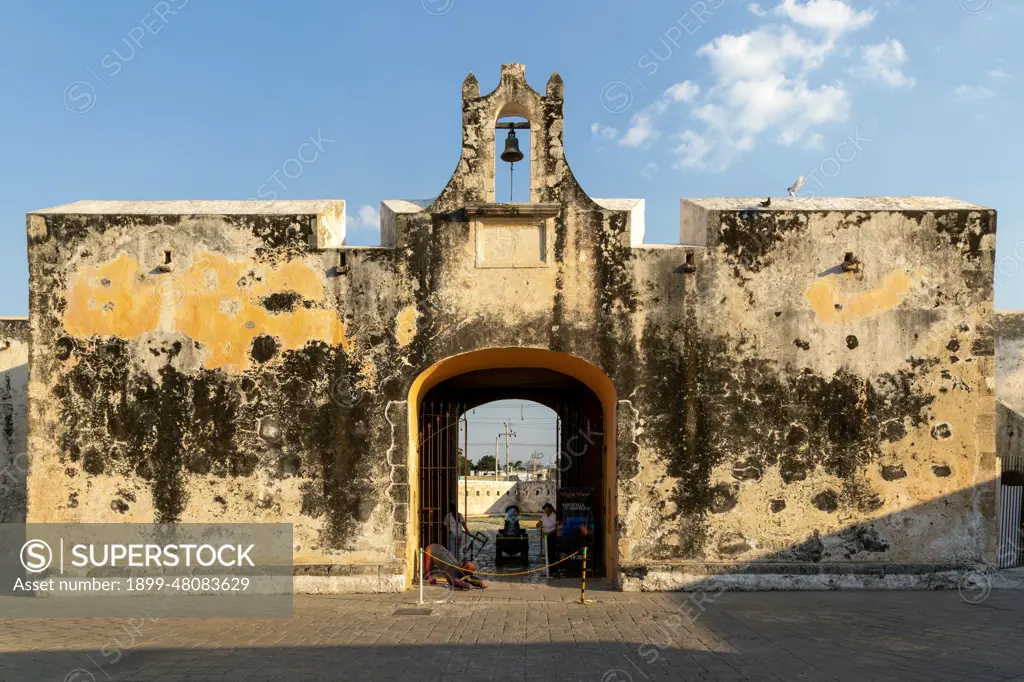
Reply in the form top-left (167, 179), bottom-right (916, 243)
top-left (641, 162), bottom-right (659, 180)
top-left (953, 85), bottom-right (995, 102)
top-left (613, 1), bottom-right (897, 172)
top-left (773, 0), bottom-right (875, 36)
top-left (987, 68), bottom-right (1009, 79)
top-left (697, 26), bottom-right (832, 83)
top-left (619, 81), bottom-right (699, 148)
top-left (853, 39), bottom-right (915, 88)
top-left (347, 205), bottom-right (380, 232)
top-left (664, 81), bottom-right (701, 103)
top-left (670, 25), bottom-right (850, 169)
top-left (590, 122), bottom-right (618, 140)
top-left (620, 112), bottom-right (658, 148)
top-left (672, 131), bottom-right (715, 169)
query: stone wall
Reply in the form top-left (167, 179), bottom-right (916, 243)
top-left (457, 478), bottom-right (556, 515)
top-left (619, 197), bottom-right (998, 590)
top-left (22, 64), bottom-right (1002, 592)
top-left (0, 317), bottom-right (29, 523)
top-left (997, 311), bottom-right (1024, 415)
top-left (997, 403), bottom-right (1024, 470)
top-left (999, 307), bottom-right (1024, 503)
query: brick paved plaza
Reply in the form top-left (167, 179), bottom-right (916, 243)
top-left (3, 584), bottom-right (1024, 682)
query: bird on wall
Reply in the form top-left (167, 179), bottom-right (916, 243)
top-left (788, 176), bottom-right (805, 197)
top-left (759, 198), bottom-right (771, 208)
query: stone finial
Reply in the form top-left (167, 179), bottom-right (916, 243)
top-left (546, 72), bottom-right (564, 99)
top-left (501, 63), bottom-right (526, 84)
top-left (462, 72), bottom-right (479, 99)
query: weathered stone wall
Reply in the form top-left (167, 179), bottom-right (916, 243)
top-left (23, 65), bottom-right (1001, 592)
top-left (997, 403), bottom-right (1024, 469)
top-left (0, 318), bottom-right (29, 523)
top-left (620, 197), bottom-right (998, 589)
top-left (997, 311), bottom-right (1024, 415)
top-left (25, 203), bottom-right (409, 580)
top-left (997, 311), bottom-right (1024, 485)
top-left (24, 67), bottom-right (643, 592)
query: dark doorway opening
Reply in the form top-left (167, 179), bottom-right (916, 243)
top-left (417, 367), bottom-right (606, 577)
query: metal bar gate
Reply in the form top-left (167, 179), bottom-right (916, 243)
top-left (418, 401), bottom-right (465, 556)
top-left (998, 452), bottom-right (1024, 569)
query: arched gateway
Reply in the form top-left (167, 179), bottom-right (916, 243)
top-left (22, 63), bottom-right (1003, 594)
top-left (407, 348), bottom-right (618, 581)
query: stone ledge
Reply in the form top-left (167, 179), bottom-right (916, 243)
top-left (620, 562), bottom-right (974, 577)
top-left (30, 200), bottom-right (346, 216)
top-left (294, 573), bottom-right (405, 595)
top-left (682, 197), bottom-right (991, 212)
top-left (464, 202), bottom-right (560, 219)
top-left (293, 563), bottom-right (403, 577)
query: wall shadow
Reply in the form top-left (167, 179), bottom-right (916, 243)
top-left (622, 477), bottom-right (1024, 592)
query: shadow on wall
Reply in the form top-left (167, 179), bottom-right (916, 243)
top-left (621, 476), bottom-right (1024, 594)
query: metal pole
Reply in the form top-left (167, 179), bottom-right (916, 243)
top-left (463, 415), bottom-right (468, 552)
top-left (505, 422), bottom-right (509, 480)
top-left (544, 535), bottom-right (550, 580)
top-left (557, 411), bottom-right (565, 485)
top-left (495, 436), bottom-right (499, 479)
top-left (419, 548), bottom-right (424, 605)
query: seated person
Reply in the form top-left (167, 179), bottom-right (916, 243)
top-left (425, 543), bottom-right (487, 590)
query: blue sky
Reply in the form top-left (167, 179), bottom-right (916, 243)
top-left (0, 0), bottom-right (1021, 316)
top-left (464, 401), bottom-right (558, 470)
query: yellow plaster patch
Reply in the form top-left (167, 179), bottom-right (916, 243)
top-left (806, 271), bottom-right (914, 324)
top-left (63, 251), bottom-right (348, 372)
top-left (395, 304), bottom-right (419, 348)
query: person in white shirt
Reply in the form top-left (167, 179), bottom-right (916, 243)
top-left (535, 503), bottom-right (557, 560)
top-left (444, 503), bottom-right (469, 558)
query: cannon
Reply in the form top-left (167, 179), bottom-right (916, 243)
top-left (495, 504), bottom-right (530, 566)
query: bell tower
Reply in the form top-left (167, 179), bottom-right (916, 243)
top-left (379, 64), bottom-right (644, 251)
top-left (431, 64), bottom-right (572, 212)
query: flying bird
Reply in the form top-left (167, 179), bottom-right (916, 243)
top-left (788, 176), bottom-right (804, 197)
top-left (759, 198), bottom-right (771, 208)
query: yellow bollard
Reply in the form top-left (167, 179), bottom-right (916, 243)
top-left (576, 546), bottom-right (592, 605)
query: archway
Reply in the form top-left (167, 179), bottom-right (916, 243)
top-left (406, 348), bottom-right (617, 584)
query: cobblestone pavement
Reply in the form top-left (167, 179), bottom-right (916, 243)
top-left (3, 585), bottom-right (1024, 682)
top-left (451, 526), bottom-right (565, 585)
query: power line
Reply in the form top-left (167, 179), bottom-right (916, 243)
top-left (466, 442), bottom-right (556, 447)
top-left (466, 413), bottom-right (561, 419)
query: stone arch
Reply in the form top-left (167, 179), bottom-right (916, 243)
top-left (405, 347), bottom-right (618, 583)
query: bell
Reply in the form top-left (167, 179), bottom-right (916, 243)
top-left (500, 129), bottom-right (524, 164)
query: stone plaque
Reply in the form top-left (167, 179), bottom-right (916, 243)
top-left (475, 221), bottom-right (549, 268)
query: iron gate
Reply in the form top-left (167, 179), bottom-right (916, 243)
top-left (418, 401), bottom-right (465, 553)
top-left (999, 453), bottom-right (1024, 568)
